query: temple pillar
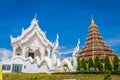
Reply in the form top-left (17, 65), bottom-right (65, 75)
top-left (22, 46), bottom-right (27, 58)
top-left (46, 48), bottom-right (51, 58)
top-left (12, 47), bottom-right (16, 58)
top-left (39, 47), bottom-right (45, 60)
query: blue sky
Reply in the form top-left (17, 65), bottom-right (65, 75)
top-left (0, 0), bottom-right (120, 60)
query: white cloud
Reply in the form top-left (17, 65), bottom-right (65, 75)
top-left (58, 49), bottom-right (73, 55)
top-left (0, 48), bottom-right (12, 60)
top-left (105, 37), bottom-right (120, 57)
top-left (57, 46), bottom-right (74, 60)
top-left (105, 37), bottom-right (120, 46)
top-left (58, 46), bottom-right (74, 55)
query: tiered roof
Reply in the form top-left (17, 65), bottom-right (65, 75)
top-left (10, 17), bottom-right (53, 48)
top-left (79, 18), bottom-right (115, 60)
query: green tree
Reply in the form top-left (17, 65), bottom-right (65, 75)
top-left (95, 56), bottom-right (101, 70)
top-left (113, 55), bottom-right (119, 71)
top-left (88, 57), bottom-right (94, 71)
top-left (77, 58), bottom-right (81, 70)
top-left (104, 55), bottom-right (112, 71)
top-left (81, 58), bottom-right (87, 71)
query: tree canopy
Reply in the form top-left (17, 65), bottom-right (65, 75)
top-left (81, 58), bottom-right (87, 71)
top-left (113, 55), bottom-right (119, 71)
top-left (104, 55), bottom-right (112, 71)
top-left (94, 56), bottom-right (101, 70)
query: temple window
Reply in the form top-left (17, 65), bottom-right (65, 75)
top-left (16, 47), bottom-right (22, 56)
top-left (28, 52), bottom-right (34, 59)
top-left (2, 64), bottom-right (11, 70)
top-left (45, 50), bottom-right (48, 57)
top-left (12, 64), bottom-right (22, 72)
top-left (24, 65), bottom-right (26, 69)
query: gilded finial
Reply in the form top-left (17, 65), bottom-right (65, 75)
top-left (91, 15), bottom-right (94, 24)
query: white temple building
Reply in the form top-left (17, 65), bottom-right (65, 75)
top-left (1, 17), bottom-right (79, 73)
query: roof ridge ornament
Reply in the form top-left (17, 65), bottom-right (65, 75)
top-left (31, 14), bottom-right (38, 25)
top-left (34, 13), bottom-right (37, 19)
top-left (56, 33), bottom-right (59, 40)
top-left (22, 27), bottom-right (25, 34)
top-left (55, 33), bottom-right (59, 47)
top-left (73, 39), bottom-right (80, 57)
top-left (52, 33), bottom-right (59, 54)
top-left (77, 39), bottom-right (80, 50)
top-left (10, 35), bottom-right (14, 41)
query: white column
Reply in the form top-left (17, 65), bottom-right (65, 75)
top-left (12, 47), bottom-right (16, 58)
top-left (22, 46), bottom-right (26, 58)
top-left (46, 48), bottom-right (51, 58)
top-left (39, 47), bottom-right (45, 60)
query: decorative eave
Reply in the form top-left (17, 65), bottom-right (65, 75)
top-left (10, 17), bottom-right (53, 48)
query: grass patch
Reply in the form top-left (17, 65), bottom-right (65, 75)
top-left (3, 73), bottom-right (120, 80)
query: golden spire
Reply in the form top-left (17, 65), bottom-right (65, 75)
top-left (91, 15), bottom-right (95, 24)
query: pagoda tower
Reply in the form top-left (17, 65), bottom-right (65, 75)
top-left (79, 17), bottom-right (115, 61)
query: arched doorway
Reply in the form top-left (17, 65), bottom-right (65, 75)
top-left (28, 52), bottom-right (34, 59)
top-left (26, 48), bottom-right (35, 59)
top-left (16, 47), bottom-right (22, 56)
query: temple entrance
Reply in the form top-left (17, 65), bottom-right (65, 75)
top-left (12, 64), bottom-right (22, 72)
top-left (28, 53), bottom-right (34, 59)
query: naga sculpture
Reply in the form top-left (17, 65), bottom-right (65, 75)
top-left (11, 34), bottom-right (80, 72)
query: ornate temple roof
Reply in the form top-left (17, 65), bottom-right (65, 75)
top-left (10, 17), bottom-right (53, 48)
top-left (79, 17), bottom-right (115, 60)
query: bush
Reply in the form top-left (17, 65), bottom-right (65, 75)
top-left (52, 71), bottom-right (120, 75)
top-left (111, 71), bottom-right (120, 75)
